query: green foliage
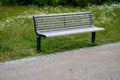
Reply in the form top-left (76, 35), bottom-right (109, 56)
top-left (0, 0), bottom-right (32, 5)
top-left (32, 0), bottom-right (59, 6)
top-left (32, 0), bottom-right (46, 6)
top-left (58, 0), bottom-right (87, 7)
top-left (0, 0), bottom-right (16, 5)
top-left (0, 0), bottom-right (119, 7)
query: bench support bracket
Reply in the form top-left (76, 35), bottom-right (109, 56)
top-left (37, 36), bottom-right (41, 51)
top-left (92, 32), bottom-right (96, 43)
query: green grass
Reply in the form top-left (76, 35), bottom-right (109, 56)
top-left (0, 3), bottom-right (120, 62)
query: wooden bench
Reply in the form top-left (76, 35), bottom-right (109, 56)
top-left (33, 12), bottom-right (105, 51)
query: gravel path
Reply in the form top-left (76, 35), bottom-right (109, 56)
top-left (0, 42), bottom-right (120, 80)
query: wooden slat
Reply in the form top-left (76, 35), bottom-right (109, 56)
top-left (33, 12), bottom-right (93, 31)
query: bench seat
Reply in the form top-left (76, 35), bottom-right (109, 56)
top-left (37, 26), bottom-right (104, 37)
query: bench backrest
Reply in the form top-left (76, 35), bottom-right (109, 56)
top-left (33, 12), bottom-right (93, 31)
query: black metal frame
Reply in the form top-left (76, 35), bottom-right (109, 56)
top-left (91, 32), bottom-right (96, 43)
top-left (36, 32), bottom-right (96, 51)
top-left (37, 36), bottom-right (41, 51)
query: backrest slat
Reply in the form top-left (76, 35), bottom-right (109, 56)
top-left (33, 12), bottom-right (93, 31)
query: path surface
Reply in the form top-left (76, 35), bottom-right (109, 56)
top-left (0, 43), bottom-right (120, 80)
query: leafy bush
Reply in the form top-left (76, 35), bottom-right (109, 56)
top-left (32, 0), bottom-right (59, 6)
top-left (0, 0), bottom-right (17, 5)
top-left (32, 0), bottom-right (46, 6)
top-left (16, 0), bottom-right (32, 5)
top-left (0, 0), bottom-right (32, 5)
top-left (0, 0), bottom-right (119, 7)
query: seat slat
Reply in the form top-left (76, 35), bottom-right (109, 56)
top-left (37, 27), bottom-right (104, 37)
top-left (34, 12), bottom-right (91, 17)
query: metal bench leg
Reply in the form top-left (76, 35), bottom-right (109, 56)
top-left (91, 32), bottom-right (96, 43)
top-left (37, 36), bottom-right (41, 51)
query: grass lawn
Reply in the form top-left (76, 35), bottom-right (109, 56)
top-left (0, 3), bottom-right (120, 62)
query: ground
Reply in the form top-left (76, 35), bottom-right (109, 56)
top-left (0, 42), bottom-right (120, 80)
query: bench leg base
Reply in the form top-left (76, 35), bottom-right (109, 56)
top-left (37, 36), bottom-right (41, 51)
top-left (91, 32), bottom-right (96, 43)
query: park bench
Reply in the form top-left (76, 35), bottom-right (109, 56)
top-left (33, 12), bottom-right (105, 51)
